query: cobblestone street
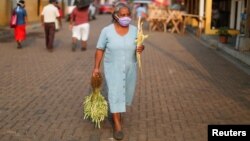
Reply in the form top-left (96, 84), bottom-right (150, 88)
top-left (0, 15), bottom-right (250, 141)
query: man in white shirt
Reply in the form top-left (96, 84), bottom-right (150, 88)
top-left (41, 0), bottom-right (61, 52)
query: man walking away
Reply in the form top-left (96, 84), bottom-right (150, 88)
top-left (41, 0), bottom-right (62, 52)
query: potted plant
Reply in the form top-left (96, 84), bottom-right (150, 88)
top-left (216, 27), bottom-right (231, 43)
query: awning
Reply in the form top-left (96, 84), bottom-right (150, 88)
top-left (132, 0), bottom-right (152, 4)
top-left (153, 0), bottom-right (169, 6)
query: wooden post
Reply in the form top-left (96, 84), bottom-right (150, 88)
top-left (198, 0), bottom-right (204, 36)
top-left (246, 1), bottom-right (250, 37)
top-left (37, 0), bottom-right (40, 16)
top-left (190, 0), bottom-right (193, 14)
top-left (205, 0), bottom-right (212, 34)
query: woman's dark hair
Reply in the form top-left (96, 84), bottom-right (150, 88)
top-left (17, 0), bottom-right (25, 7)
top-left (76, 5), bottom-right (89, 11)
top-left (49, 0), bottom-right (57, 3)
top-left (75, 0), bottom-right (89, 11)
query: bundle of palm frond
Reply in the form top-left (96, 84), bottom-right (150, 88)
top-left (135, 16), bottom-right (148, 74)
top-left (83, 73), bottom-right (108, 128)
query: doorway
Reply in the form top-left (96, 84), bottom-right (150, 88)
top-left (211, 0), bottom-right (231, 29)
top-left (230, 0), bottom-right (247, 30)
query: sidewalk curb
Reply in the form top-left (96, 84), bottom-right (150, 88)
top-left (0, 23), bottom-right (40, 39)
top-left (187, 28), bottom-right (250, 75)
top-left (200, 34), bottom-right (250, 66)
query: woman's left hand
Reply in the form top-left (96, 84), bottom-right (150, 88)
top-left (137, 45), bottom-right (145, 54)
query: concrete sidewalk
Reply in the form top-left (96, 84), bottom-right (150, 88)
top-left (187, 27), bottom-right (250, 75)
top-left (200, 34), bottom-right (250, 66)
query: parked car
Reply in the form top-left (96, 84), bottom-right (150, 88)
top-left (98, 3), bottom-right (113, 14)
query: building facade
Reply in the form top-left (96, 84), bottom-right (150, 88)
top-left (0, 0), bottom-right (13, 27)
top-left (0, 0), bottom-right (65, 27)
top-left (183, 0), bottom-right (249, 51)
top-left (184, 0), bottom-right (247, 34)
top-left (237, 0), bottom-right (250, 51)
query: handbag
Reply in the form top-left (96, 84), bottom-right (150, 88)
top-left (10, 9), bottom-right (17, 28)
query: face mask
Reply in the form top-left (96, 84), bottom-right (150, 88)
top-left (116, 16), bottom-right (131, 27)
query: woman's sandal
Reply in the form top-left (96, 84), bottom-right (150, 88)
top-left (113, 130), bottom-right (124, 140)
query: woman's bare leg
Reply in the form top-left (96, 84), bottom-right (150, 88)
top-left (81, 40), bottom-right (87, 51)
top-left (72, 37), bottom-right (77, 51)
top-left (113, 113), bottom-right (121, 131)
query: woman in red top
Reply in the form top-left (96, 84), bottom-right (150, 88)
top-left (69, 5), bottom-right (89, 51)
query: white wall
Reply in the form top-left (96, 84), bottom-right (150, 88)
top-left (100, 0), bottom-right (115, 5)
top-left (230, 0), bottom-right (246, 30)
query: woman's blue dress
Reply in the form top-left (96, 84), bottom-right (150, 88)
top-left (97, 24), bottom-right (138, 113)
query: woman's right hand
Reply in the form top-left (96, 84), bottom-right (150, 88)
top-left (92, 68), bottom-right (100, 77)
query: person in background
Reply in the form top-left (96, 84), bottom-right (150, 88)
top-left (212, 4), bottom-right (220, 29)
top-left (55, 1), bottom-right (63, 31)
top-left (136, 3), bottom-right (147, 21)
top-left (13, 0), bottom-right (27, 49)
top-left (88, 3), bottom-right (96, 20)
top-left (41, 0), bottom-right (61, 52)
top-left (92, 2), bottom-right (144, 140)
top-left (69, 4), bottom-right (89, 52)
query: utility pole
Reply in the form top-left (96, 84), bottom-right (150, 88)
top-left (38, 0), bottom-right (40, 16)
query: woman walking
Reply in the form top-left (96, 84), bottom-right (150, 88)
top-left (92, 2), bottom-right (144, 140)
top-left (69, 4), bottom-right (89, 51)
top-left (13, 0), bottom-right (27, 49)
